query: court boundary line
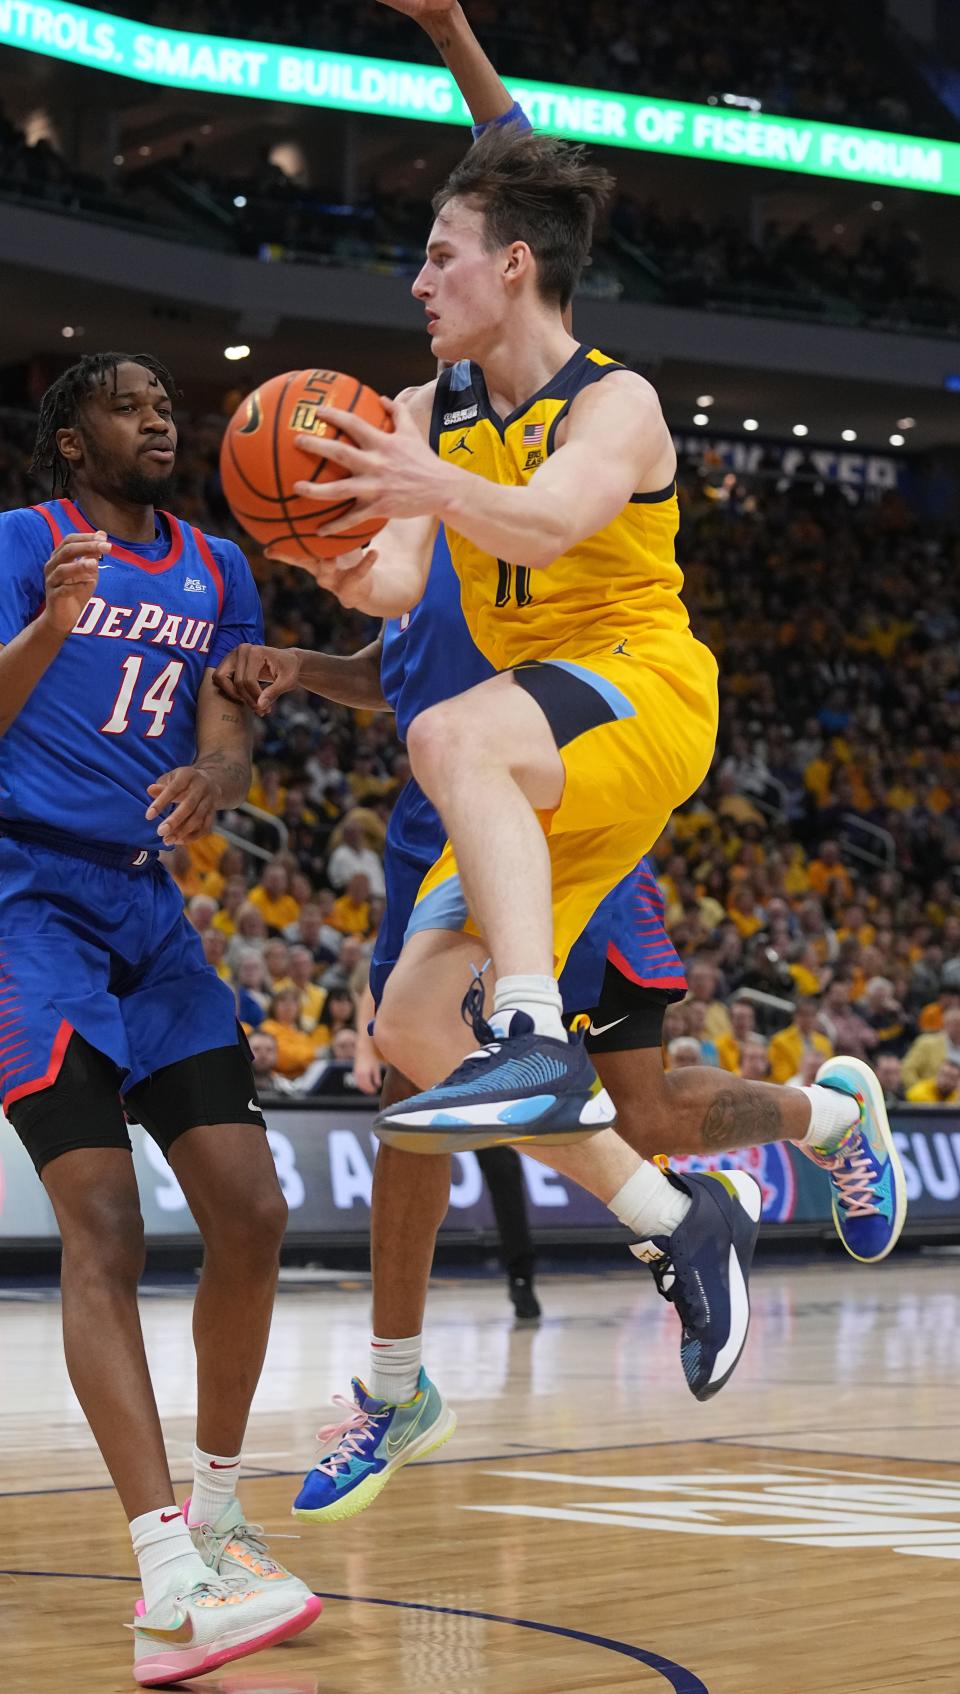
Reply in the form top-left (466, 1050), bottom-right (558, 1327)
top-left (4, 1428), bottom-right (960, 1501)
top-left (0, 1573), bottom-right (708, 1693)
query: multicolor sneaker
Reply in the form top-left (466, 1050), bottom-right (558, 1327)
top-left (292, 1368), bottom-right (456, 1524)
top-left (185, 1495), bottom-right (318, 1612)
top-left (130, 1571), bottom-right (321, 1687)
top-left (803, 1055), bottom-right (908, 1262)
top-left (374, 985), bottom-right (614, 1154)
top-left (631, 1167), bottom-right (762, 1401)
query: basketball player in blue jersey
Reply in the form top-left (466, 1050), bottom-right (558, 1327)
top-left (0, 354), bottom-right (321, 1683)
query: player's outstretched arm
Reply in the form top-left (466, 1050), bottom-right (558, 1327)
top-left (145, 671), bottom-right (253, 845)
top-left (279, 373), bottom-right (674, 569)
top-left (216, 631), bottom-right (388, 716)
top-left (377, 0), bottom-right (520, 128)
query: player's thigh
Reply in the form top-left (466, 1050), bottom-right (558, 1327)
top-left (376, 928), bottom-right (490, 1087)
top-left (407, 670), bottom-right (565, 810)
top-left (5, 1029), bottom-right (131, 1179)
top-left (123, 1033), bottom-right (266, 1166)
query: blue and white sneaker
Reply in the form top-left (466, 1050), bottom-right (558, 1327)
top-left (374, 990), bottom-right (614, 1154)
top-left (631, 1168), bottom-right (762, 1401)
top-left (292, 1368), bottom-right (456, 1524)
top-left (802, 1055), bottom-right (907, 1263)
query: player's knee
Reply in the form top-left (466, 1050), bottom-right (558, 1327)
top-left (58, 1189), bottom-right (146, 1288)
top-left (209, 1183), bottom-right (288, 1261)
top-left (406, 700), bottom-right (462, 793)
top-left (374, 991), bottom-right (416, 1076)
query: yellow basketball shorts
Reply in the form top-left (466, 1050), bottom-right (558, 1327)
top-left (407, 636), bottom-right (719, 976)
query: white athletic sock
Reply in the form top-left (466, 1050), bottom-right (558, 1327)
top-left (188, 1445), bottom-right (242, 1529)
top-left (490, 974), bottom-right (566, 1042)
top-left (367, 1333), bottom-right (422, 1403)
top-left (796, 1083), bottom-right (860, 1153)
top-left (609, 1163), bottom-right (691, 1241)
top-left (131, 1506), bottom-right (211, 1612)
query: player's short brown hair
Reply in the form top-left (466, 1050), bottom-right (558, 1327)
top-left (432, 126), bottom-right (614, 309)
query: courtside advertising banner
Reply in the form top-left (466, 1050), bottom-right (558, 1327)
top-left (1, 1103), bottom-right (959, 1243)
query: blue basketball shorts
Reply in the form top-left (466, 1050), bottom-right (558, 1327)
top-left (0, 827), bottom-right (260, 1171)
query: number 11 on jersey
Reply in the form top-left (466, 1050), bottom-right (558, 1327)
top-left (495, 560), bottom-right (533, 609)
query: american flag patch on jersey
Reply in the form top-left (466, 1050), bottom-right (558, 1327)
top-left (522, 423), bottom-right (545, 446)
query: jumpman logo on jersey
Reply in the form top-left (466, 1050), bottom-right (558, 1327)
top-left (613, 637), bottom-right (631, 655)
top-left (450, 434), bottom-right (474, 456)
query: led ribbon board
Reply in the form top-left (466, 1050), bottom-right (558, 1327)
top-left (1, 0), bottom-right (957, 195)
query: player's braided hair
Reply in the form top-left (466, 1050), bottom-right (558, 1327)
top-left (432, 126), bottom-right (615, 309)
top-left (30, 352), bottom-right (177, 495)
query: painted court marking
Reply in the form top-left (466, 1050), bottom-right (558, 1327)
top-left (0, 1572), bottom-right (708, 1693)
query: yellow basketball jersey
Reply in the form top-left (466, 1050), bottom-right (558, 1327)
top-left (431, 345), bottom-right (690, 670)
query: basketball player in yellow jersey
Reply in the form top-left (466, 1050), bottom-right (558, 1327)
top-left (279, 126), bottom-right (722, 1131)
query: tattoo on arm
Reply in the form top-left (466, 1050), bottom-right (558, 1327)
top-left (195, 746), bottom-right (250, 798)
top-left (700, 1089), bottom-right (784, 1151)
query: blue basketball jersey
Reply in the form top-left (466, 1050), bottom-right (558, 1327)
top-left (0, 498), bottom-right (263, 848)
top-left (381, 527), bottom-right (494, 740)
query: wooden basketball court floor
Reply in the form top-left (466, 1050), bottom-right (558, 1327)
top-left (2, 1254), bottom-right (959, 1694)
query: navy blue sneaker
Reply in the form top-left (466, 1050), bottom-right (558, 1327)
top-left (631, 1168), bottom-right (762, 1401)
top-left (374, 996), bottom-right (614, 1154)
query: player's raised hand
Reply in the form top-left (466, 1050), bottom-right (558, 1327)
top-left (41, 532), bottom-right (110, 635)
top-left (145, 765), bottom-right (222, 844)
top-left (263, 544), bottom-right (382, 613)
top-left (289, 400), bottom-right (444, 531)
top-left (215, 643), bottom-right (302, 715)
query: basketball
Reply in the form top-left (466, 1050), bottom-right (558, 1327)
top-left (219, 368), bottom-right (392, 559)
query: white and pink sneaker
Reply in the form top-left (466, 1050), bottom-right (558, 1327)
top-left (130, 1567), bottom-right (321, 1687)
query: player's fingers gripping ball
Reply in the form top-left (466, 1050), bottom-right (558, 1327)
top-left (220, 368), bottom-right (393, 560)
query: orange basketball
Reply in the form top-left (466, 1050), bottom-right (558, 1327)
top-left (219, 368), bottom-right (392, 560)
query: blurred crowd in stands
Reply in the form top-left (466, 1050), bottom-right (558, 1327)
top-left (3, 93), bottom-right (957, 339)
top-left (103, 0), bottom-right (929, 132)
top-left (4, 407), bottom-right (959, 1106)
top-left (609, 200), bottom-right (960, 336)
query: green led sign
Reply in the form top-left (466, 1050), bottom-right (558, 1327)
top-left (1, 0), bottom-right (958, 194)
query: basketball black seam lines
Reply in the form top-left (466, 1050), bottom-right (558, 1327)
top-left (271, 371), bottom-right (310, 560)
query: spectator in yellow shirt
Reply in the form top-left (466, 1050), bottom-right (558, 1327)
top-left (212, 875), bottom-right (252, 939)
top-left (247, 762), bottom-right (287, 817)
top-left (185, 832), bottom-right (228, 901)
top-left (332, 873), bottom-right (372, 937)
top-left (259, 988), bottom-right (324, 1079)
top-left (727, 881), bottom-right (764, 940)
top-left (769, 1000), bottom-right (833, 1086)
top-left (289, 945), bottom-right (326, 1033)
top-left (806, 840), bottom-right (853, 904)
top-left (788, 942), bottom-right (824, 999)
top-left (201, 929), bottom-right (232, 983)
top-left (835, 902), bottom-right (877, 949)
top-left (248, 859), bottom-right (301, 933)
top-left (263, 938), bottom-right (295, 996)
top-left (685, 960), bottom-right (733, 1041)
top-left (313, 986), bottom-right (357, 1051)
top-left (917, 991), bottom-right (960, 1034)
top-left (716, 1000), bottom-right (757, 1073)
top-left (906, 1061), bottom-right (960, 1106)
top-left (901, 1006), bottom-right (960, 1091)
